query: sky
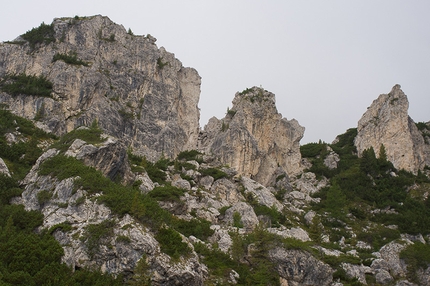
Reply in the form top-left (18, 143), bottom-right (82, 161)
top-left (1, 1), bottom-right (429, 144)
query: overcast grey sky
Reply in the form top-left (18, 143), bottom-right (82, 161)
top-left (1, 1), bottom-right (429, 143)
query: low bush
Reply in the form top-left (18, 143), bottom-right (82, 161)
top-left (155, 227), bottom-right (191, 260)
top-left (51, 121), bottom-right (103, 151)
top-left (200, 167), bottom-right (228, 181)
top-left (148, 185), bottom-right (186, 203)
top-left (21, 22), bottom-right (55, 49)
top-left (172, 218), bottom-right (214, 241)
top-left (53, 52), bottom-right (89, 66)
top-left (176, 150), bottom-right (202, 162)
top-left (400, 242), bottom-right (430, 283)
top-left (81, 220), bottom-right (115, 258)
top-left (0, 73), bottom-right (53, 97)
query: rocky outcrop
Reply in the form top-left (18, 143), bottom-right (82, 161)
top-left (269, 247), bottom-right (333, 286)
top-left (64, 134), bottom-right (134, 183)
top-left (0, 15), bottom-right (200, 160)
top-left (0, 158), bottom-right (11, 177)
top-left (18, 152), bottom-right (207, 285)
top-left (355, 85), bottom-right (430, 173)
top-left (199, 87), bottom-right (304, 186)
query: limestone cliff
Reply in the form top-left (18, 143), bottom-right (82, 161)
top-left (199, 87), bottom-right (304, 186)
top-left (0, 15), bottom-right (200, 160)
top-left (354, 84), bottom-right (430, 173)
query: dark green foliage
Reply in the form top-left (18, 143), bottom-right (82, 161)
top-left (0, 73), bottom-right (53, 97)
top-left (127, 151), bottom-right (170, 184)
top-left (53, 52), bottom-right (89, 66)
top-left (253, 204), bottom-right (286, 227)
top-left (300, 142), bottom-right (328, 158)
top-left (148, 185), bottom-right (186, 203)
top-left (200, 167), bottom-right (228, 180)
top-left (172, 218), bottom-right (214, 241)
top-left (48, 222), bottom-right (73, 235)
top-left (400, 242), bottom-right (430, 283)
top-left (356, 226), bottom-right (400, 251)
top-left (176, 149), bottom-right (203, 163)
top-left (51, 122), bottom-right (103, 151)
top-left (36, 190), bottom-right (52, 205)
top-left (81, 220), bottom-right (115, 258)
top-left (416, 122), bottom-right (430, 131)
top-left (157, 57), bottom-right (169, 69)
top-left (0, 174), bottom-right (20, 204)
top-left (155, 227), bottom-right (191, 260)
top-left (233, 211), bottom-right (243, 228)
top-left (21, 22), bottom-right (55, 49)
top-left (0, 108), bottom-right (54, 178)
top-left (194, 228), bottom-right (281, 285)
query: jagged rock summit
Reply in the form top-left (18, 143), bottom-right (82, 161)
top-left (199, 87), bottom-right (304, 186)
top-left (0, 15), bottom-right (201, 160)
top-left (354, 84), bottom-right (430, 173)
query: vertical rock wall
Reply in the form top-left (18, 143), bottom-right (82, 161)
top-left (199, 87), bottom-right (304, 186)
top-left (354, 85), bottom-right (430, 173)
top-left (0, 15), bottom-right (201, 160)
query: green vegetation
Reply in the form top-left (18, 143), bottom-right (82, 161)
top-left (21, 22), bottom-right (55, 49)
top-left (0, 115), bottom-right (122, 285)
top-left (302, 127), bottom-right (430, 255)
top-left (81, 220), bottom-right (116, 258)
top-left (37, 189), bottom-right (52, 205)
top-left (157, 57), bottom-right (169, 69)
top-left (148, 185), bottom-right (186, 203)
top-left (0, 73), bottom-right (53, 97)
top-left (127, 151), bottom-right (170, 184)
top-left (51, 120), bottom-right (103, 151)
top-left (53, 52), bottom-right (89, 66)
top-left (0, 107), bottom-right (55, 178)
top-left (200, 167), bottom-right (228, 181)
top-left (194, 226), bottom-right (281, 285)
top-left (233, 211), bottom-right (244, 228)
top-left (176, 149), bottom-right (203, 163)
top-left (155, 227), bottom-right (191, 260)
top-left (415, 122), bottom-right (429, 131)
top-left (400, 242), bottom-right (430, 283)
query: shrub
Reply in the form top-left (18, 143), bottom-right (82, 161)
top-left (52, 52), bottom-right (89, 66)
top-left (0, 73), bottom-right (53, 97)
top-left (21, 22), bottom-right (55, 49)
top-left (233, 211), bottom-right (243, 228)
top-left (155, 227), bottom-right (191, 260)
top-left (51, 122), bottom-right (103, 151)
top-left (48, 222), bottom-right (73, 234)
top-left (157, 57), bottom-right (169, 69)
top-left (172, 218), bottom-right (214, 241)
top-left (37, 190), bottom-right (52, 206)
top-left (148, 185), bottom-right (186, 203)
top-left (176, 149), bottom-right (202, 162)
top-left (81, 220), bottom-right (115, 258)
top-left (400, 242), bottom-right (430, 283)
top-left (200, 167), bottom-right (228, 181)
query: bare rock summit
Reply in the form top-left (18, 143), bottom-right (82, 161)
top-left (0, 15), bottom-right (200, 160)
top-left (199, 87), bottom-right (304, 186)
top-left (354, 84), bottom-right (430, 173)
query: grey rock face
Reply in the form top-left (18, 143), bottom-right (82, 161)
top-left (65, 136), bottom-right (134, 183)
top-left (0, 15), bottom-right (200, 161)
top-left (269, 247), bottom-right (333, 286)
top-left (0, 158), bottom-right (11, 177)
top-left (199, 87), bottom-right (304, 186)
top-left (355, 85), bottom-right (430, 173)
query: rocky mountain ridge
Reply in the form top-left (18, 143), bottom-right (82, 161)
top-left (0, 15), bottom-right (430, 286)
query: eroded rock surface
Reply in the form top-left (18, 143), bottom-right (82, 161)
top-left (0, 15), bottom-right (200, 160)
top-left (199, 87), bottom-right (304, 186)
top-left (355, 85), bottom-right (430, 173)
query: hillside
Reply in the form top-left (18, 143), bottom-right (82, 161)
top-left (0, 15), bottom-right (430, 286)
